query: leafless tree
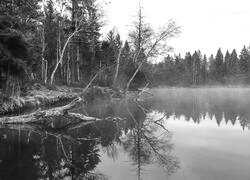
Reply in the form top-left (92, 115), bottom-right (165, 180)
top-left (126, 5), bottom-right (181, 92)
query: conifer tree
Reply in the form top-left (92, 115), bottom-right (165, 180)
top-left (0, 0), bottom-right (42, 92)
top-left (200, 55), bottom-right (208, 84)
top-left (224, 50), bottom-right (230, 76)
top-left (230, 49), bottom-right (239, 75)
top-left (191, 51), bottom-right (201, 85)
top-left (214, 48), bottom-right (224, 80)
top-left (239, 46), bottom-right (250, 74)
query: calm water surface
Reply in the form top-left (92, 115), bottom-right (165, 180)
top-left (1, 88), bottom-right (250, 180)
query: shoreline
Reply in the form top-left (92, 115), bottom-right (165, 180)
top-left (0, 86), bottom-right (80, 116)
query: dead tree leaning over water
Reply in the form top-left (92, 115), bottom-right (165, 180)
top-left (126, 5), bottom-right (180, 91)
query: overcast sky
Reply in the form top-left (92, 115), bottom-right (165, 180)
top-left (100, 0), bottom-right (250, 58)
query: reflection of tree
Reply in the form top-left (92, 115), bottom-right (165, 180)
top-left (0, 129), bottom-right (39, 180)
top-left (150, 89), bottom-right (250, 129)
top-left (0, 121), bottom-right (116, 180)
top-left (83, 97), bottom-right (180, 179)
top-left (0, 95), bottom-right (182, 180)
top-left (122, 100), bottom-right (179, 180)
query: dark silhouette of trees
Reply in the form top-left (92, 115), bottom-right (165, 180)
top-left (214, 48), bottom-right (224, 81)
top-left (239, 46), bottom-right (249, 74)
top-left (2, 0), bottom-right (250, 94)
top-left (151, 46), bottom-right (250, 86)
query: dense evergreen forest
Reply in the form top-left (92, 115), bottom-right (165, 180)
top-left (152, 47), bottom-right (250, 86)
top-left (1, 0), bottom-right (250, 99)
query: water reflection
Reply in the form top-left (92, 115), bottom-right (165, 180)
top-left (85, 98), bottom-right (180, 179)
top-left (122, 101), bottom-right (179, 180)
top-left (1, 88), bottom-right (250, 180)
top-left (0, 122), bottom-right (111, 180)
top-left (150, 88), bottom-right (250, 129)
top-left (0, 97), bottom-right (178, 180)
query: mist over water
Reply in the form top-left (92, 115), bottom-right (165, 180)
top-left (97, 87), bottom-right (250, 180)
top-left (150, 87), bottom-right (250, 128)
top-left (1, 87), bottom-right (250, 180)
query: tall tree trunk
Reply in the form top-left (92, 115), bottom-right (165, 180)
top-left (58, 20), bottom-right (63, 81)
top-left (113, 47), bottom-right (122, 88)
top-left (42, 58), bottom-right (44, 82)
top-left (192, 59), bottom-right (195, 85)
top-left (126, 62), bottom-right (143, 92)
top-left (56, 28), bottom-right (60, 80)
top-left (50, 0), bottom-right (79, 84)
top-left (67, 48), bottom-right (71, 85)
top-left (70, 43), bottom-right (75, 83)
top-left (76, 42), bottom-right (80, 82)
top-left (137, 4), bottom-right (142, 59)
top-left (71, 0), bottom-right (77, 84)
top-left (41, 21), bottom-right (47, 84)
top-left (126, 5), bottom-right (143, 91)
top-left (50, 31), bottom-right (77, 84)
top-left (90, 36), bottom-right (95, 78)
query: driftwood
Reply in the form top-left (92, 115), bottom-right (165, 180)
top-left (0, 83), bottom-right (149, 124)
top-left (0, 97), bottom-right (100, 124)
top-left (0, 86), bottom-right (122, 124)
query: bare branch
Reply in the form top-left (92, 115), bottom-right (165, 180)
top-left (50, 28), bottom-right (82, 84)
top-left (112, 45), bottom-right (123, 88)
top-left (82, 64), bottom-right (115, 93)
top-left (125, 6), bottom-right (181, 91)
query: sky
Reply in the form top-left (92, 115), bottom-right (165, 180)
top-left (100, 0), bottom-right (250, 59)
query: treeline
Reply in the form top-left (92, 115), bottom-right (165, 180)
top-left (0, 0), bottom-right (181, 97)
top-left (151, 46), bottom-right (250, 86)
top-left (0, 0), bottom-right (116, 88)
top-left (2, 0), bottom-right (249, 98)
top-left (0, 0), bottom-right (137, 95)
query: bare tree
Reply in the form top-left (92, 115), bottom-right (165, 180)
top-left (112, 44), bottom-right (123, 88)
top-left (50, 1), bottom-right (86, 85)
top-left (50, 0), bottom-right (105, 85)
top-left (41, 0), bottom-right (48, 84)
top-left (126, 5), bottom-right (181, 92)
top-left (41, 24), bottom-right (48, 84)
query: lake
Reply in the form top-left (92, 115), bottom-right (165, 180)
top-left (1, 87), bottom-right (250, 180)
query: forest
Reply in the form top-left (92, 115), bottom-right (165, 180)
top-left (1, 1), bottom-right (250, 179)
top-left (1, 0), bottom-right (250, 101)
top-left (152, 47), bottom-right (250, 86)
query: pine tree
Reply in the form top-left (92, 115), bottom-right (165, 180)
top-left (121, 41), bottom-right (131, 62)
top-left (50, 0), bottom-right (103, 84)
top-left (239, 46), bottom-right (250, 74)
top-left (192, 51), bottom-right (201, 85)
top-left (183, 52), bottom-right (192, 84)
top-left (224, 50), bottom-right (230, 76)
top-left (0, 0), bottom-right (42, 93)
top-left (208, 54), bottom-right (215, 80)
top-left (200, 55), bottom-right (208, 84)
top-left (214, 48), bottom-right (224, 81)
top-left (44, 0), bottom-right (58, 75)
top-left (230, 49), bottom-right (238, 75)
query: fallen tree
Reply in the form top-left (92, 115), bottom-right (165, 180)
top-left (0, 85), bottom-right (80, 116)
top-left (0, 97), bottom-right (101, 124)
top-left (0, 78), bottom-right (151, 124)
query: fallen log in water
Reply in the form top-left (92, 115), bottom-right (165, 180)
top-left (0, 97), bottom-right (100, 124)
top-left (0, 84), bottom-right (147, 124)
